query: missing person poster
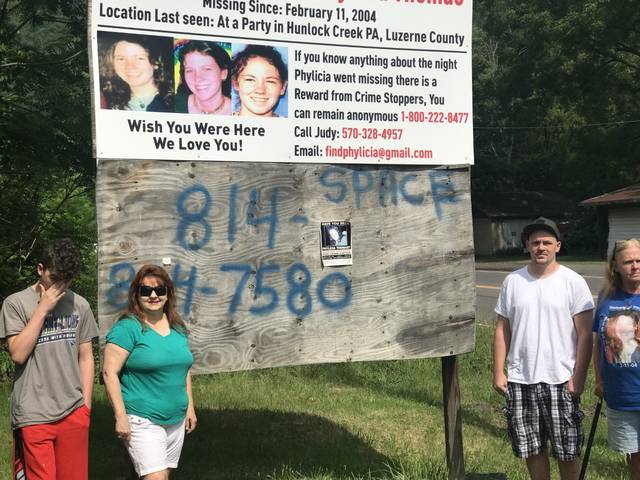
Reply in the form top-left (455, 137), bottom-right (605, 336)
top-left (320, 221), bottom-right (352, 267)
top-left (89, 0), bottom-right (473, 165)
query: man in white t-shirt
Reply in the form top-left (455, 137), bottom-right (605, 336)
top-left (493, 217), bottom-right (594, 480)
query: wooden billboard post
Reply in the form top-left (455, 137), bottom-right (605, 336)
top-left (443, 355), bottom-right (465, 480)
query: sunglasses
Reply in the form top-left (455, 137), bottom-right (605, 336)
top-left (612, 239), bottom-right (638, 259)
top-left (138, 285), bottom-right (168, 297)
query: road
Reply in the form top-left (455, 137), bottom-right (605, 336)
top-left (475, 263), bottom-right (606, 322)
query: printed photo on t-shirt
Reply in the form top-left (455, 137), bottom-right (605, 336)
top-left (603, 309), bottom-right (640, 365)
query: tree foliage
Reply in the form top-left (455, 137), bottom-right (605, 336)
top-left (0, 0), bottom-right (95, 301)
top-left (473, 0), bottom-right (640, 200)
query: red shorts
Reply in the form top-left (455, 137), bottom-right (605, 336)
top-left (15, 404), bottom-right (91, 480)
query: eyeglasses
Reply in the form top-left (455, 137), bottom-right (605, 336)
top-left (138, 285), bottom-right (168, 297)
top-left (611, 239), bottom-right (640, 260)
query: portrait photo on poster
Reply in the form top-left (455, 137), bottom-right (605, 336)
top-left (320, 221), bottom-right (352, 267)
top-left (174, 39), bottom-right (232, 115)
top-left (97, 31), bottom-right (175, 112)
top-left (231, 43), bottom-right (288, 118)
top-left (603, 309), bottom-right (640, 365)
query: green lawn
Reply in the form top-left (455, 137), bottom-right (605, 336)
top-left (0, 325), bottom-right (627, 479)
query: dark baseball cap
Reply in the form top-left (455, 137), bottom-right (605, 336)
top-left (522, 217), bottom-right (561, 241)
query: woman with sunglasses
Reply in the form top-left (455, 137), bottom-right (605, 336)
top-left (103, 265), bottom-right (196, 480)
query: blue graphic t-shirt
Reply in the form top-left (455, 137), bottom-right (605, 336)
top-left (593, 290), bottom-right (640, 410)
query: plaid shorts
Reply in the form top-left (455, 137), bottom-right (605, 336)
top-left (503, 382), bottom-right (584, 461)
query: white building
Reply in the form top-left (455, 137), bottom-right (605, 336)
top-left (580, 185), bottom-right (640, 255)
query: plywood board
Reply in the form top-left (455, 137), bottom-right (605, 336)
top-left (96, 160), bottom-right (475, 374)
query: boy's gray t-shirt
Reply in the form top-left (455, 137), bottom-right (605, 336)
top-left (0, 286), bottom-right (98, 428)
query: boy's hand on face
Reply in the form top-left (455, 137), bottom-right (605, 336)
top-left (37, 282), bottom-right (66, 312)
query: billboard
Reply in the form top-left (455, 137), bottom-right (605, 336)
top-left (89, 0), bottom-right (474, 165)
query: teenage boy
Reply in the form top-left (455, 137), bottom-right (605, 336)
top-left (493, 218), bottom-right (594, 480)
top-left (0, 239), bottom-right (98, 480)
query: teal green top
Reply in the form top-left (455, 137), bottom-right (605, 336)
top-left (106, 316), bottom-right (193, 425)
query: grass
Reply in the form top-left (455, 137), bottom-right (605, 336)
top-left (0, 321), bottom-right (628, 479)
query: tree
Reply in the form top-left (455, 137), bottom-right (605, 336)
top-left (472, 0), bottom-right (640, 198)
top-left (0, 0), bottom-right (96, 301)
top-left (472, 0), bottom-right (640, 252)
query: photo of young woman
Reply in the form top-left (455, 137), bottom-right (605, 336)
top-left (231, 44), bottom-right (288, 118)
top-left (98, 32), bottom-right (173, 112)
top-left (174, 40), bottom-right (231, 115)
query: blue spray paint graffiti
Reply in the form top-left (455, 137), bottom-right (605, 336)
top-left (352, 170), bottom-right (373, 209)
top-left (176, 184), bottom-right (212, 251)
top-left (428, 171), bottom-right (459, 220)
top-left (247, 187), bottom-right (278, 249)
top-left (227, 183), bottom-right (238, 244)
top-left (106, 262), bottom-right (136, 310)
top-left (107, 261), bottom-right (350, 317)
top-left (317, 272), bottom-right (352, 310)
top-left (172, 263), bottom-right (218, 316)
top-left (319, 166), bottom-right (459, 216)
top-left (286, 263), bottom-right (313, 317)
top-left (107, 167), bottom-right (457, 316)
top-left (379, 169), bottom-right (398, 207)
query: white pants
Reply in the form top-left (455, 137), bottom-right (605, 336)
top-left (126, 414), bottom-right (186, 477)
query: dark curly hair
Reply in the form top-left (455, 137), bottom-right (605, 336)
top-left (100, 34), bottom-right (173, 111)
top-left (119, 264), bottom-right (187, 333)
top-left (231, 44), bottom-right (288, 86)
top-left (39, 239), bottom-right (82, 283)
top-left (178, 40), bottom-right (231, 98)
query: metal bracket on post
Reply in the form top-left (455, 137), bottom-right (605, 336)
top-left (442, 354), bottom-right (465, 480)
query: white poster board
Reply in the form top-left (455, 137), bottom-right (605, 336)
top-left (89, 0), bottom-right (473, 165)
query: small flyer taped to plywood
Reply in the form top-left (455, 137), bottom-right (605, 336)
top-left (320, 221), bottom-right (352, 267)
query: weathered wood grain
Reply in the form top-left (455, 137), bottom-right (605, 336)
top-left (442, 355), bottom-right (465, 480)
top-left (96, 160), bottom-right (475, 374)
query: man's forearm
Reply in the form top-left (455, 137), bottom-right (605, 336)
top-left (78, 342), bottom-right (95, 409)
top-left (572, 331), bottom-right (593, 387)
top-left (7, 305), bottom-right (49, 364)
top-left (493, 315), bottom-right (510, 375)
top-left (493, 342), bottom-right (506, 375)
top-left (592, 334), bottom-right (602, 384)
top-left (572, 310), bottom-right (594, 390)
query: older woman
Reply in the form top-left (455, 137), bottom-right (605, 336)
top-left (100, 33), bottom-right (173, 112)
top-left (103, 264), bottom-right (196, 480)
top-left (175, 40), bottom-right (231, 115)
top-left (231, 44), bottom-right (288, 117)
top-left (593, 238), bottom-right (640, 477)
